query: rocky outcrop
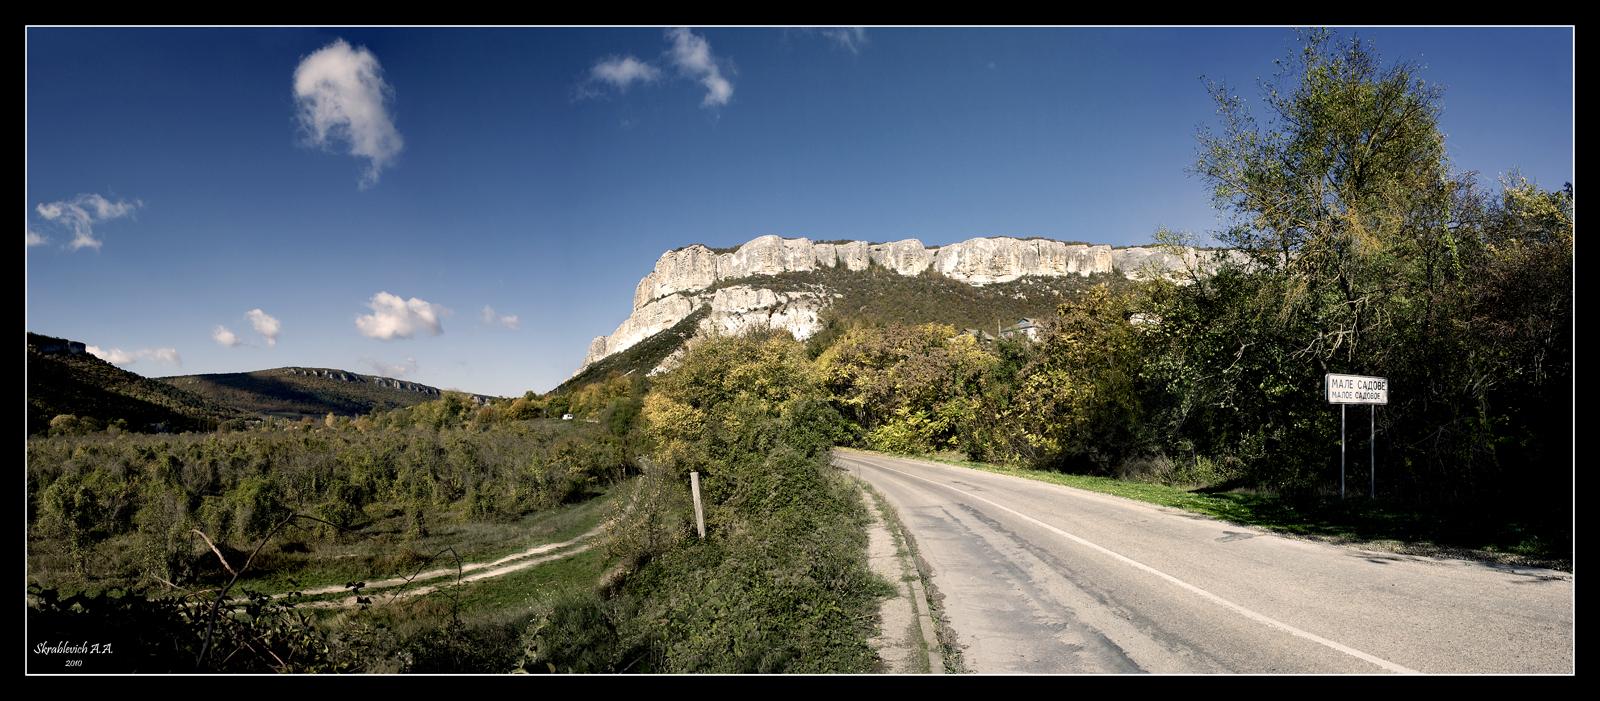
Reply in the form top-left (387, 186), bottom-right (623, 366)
top-left (702, 285), bottom-right (832, 340)
top-left (577, 234), bottom-right (1241, 377)
top-left (931, 238), bottom-right (1114, 284)
top-left (280, 367), bottom-right (494, 402)
top-left (583, 292), bottom-right (701, 367)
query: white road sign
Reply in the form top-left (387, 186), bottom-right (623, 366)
top-left (1326, 373), bottom-right (1388, 405)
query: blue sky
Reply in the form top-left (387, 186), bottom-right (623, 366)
top-left (24, 27), bottom-right (1574, 396)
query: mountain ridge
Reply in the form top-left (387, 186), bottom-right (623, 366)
top-left (575, 234), bottom-right (1241, 378)
top-left (157, 367), bottom-right (499, 419)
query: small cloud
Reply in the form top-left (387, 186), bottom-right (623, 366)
top-left (33, 193), bottom-right (142, 251)
top-left (246, 308), bottom-right (281, 346)
top-left (86, 345), bottom-right (137, 365)
top-left (293, 39), bottom-right (404, 189)
top-left (666, 28), bottom-right (733, 108)
top-left (819, 27), bottom-right (869, 54)
top-left (590, 55), bottom-right (661, 92)
top-left (213, 326), bottom-right (242, 347)
top-left (361, 356), bottom-right (417, 378)
top-left (481, 305), bottom-right (519, 330)
top-left (356, 291), bottom-right (446, 340)
top-left (26, 228), bottom-right (46, 247)
top-left (87, 345), bottom-right (180, 367)
top-left (147, 348), bottom-right (182, 367)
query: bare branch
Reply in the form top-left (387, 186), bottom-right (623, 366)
top-left (191, 528), bottom-right (237, 577)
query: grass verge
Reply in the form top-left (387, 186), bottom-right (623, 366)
top-left (855, 477), bottom-right (964, 673)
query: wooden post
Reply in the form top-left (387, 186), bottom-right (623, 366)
top-left (690, 471), bottom-right (705, 539)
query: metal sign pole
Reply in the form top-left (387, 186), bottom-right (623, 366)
top-left (1326, 373), bottom-right (1387, 502)
top-left (1340, 403), bottom-right (1346, 500)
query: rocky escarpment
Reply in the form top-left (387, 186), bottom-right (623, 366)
top-left (577, 235), bottom-right (1241, 377)
top-left (280, 367), bottom-right (495, 405)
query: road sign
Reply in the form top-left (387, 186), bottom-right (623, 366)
top-left (1325, 373), bottom-right (1388, 405)
top-left (1325, 374), bottom-right (1387, 499)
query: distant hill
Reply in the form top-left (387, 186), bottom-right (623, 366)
top-left (26, 332), bottom-right (243, 435)
top-left (157, 367), bottom-right (497, 420)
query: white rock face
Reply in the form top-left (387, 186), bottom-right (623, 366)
top-left (717, 235), bottom-right (819, 279)
top-left (633, 244), bottom-right (721, 309)
top-left (868, 239), bottom-right (934, 276)
top-left (584, 292), bottom-right (700, 369)
top-left (574, 234), bottom-right (1240, 377)
top-left (702, 285), bottom-right (829, 340)
top-left (1110, 247), bottom-right (1249, 281)
top-left (932, 238), bottom-right (1116, 284)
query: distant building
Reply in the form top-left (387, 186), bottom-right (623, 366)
top-left (999, 318), bottom-right (1042, 342)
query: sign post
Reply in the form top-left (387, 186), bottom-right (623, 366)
top-left (1325, 374), bottom-right (1388, 499)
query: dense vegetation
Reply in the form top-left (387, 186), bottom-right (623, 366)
top-left (26, 393), bottom-right (637, 672)
top-left (27, 412), bottom-right (631, 593)
top-left (27, 332), bottom-right (243, 435)
top-left (519, 330), bottom-right (889, 673)
top-left (158, 367), bottom-right (481, 420)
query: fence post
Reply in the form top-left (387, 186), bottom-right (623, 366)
top-left (690, 471), bottom-right (705, 539)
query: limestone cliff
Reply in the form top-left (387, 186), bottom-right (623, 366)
top-left (577, 234), bottom-right (1241, 377)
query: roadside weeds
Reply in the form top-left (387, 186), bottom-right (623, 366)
top-left (853, 476), bottom-right (965, 674)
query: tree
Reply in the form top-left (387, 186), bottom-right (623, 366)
top-left (1176, 29), bottom-right (1572, 501)
top-left (1196, 28), bottom-right (1457, 373)
top-left (1009, 285), bottom-right (1146, 472)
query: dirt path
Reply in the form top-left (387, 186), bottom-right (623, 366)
top-left (275, 521), bottom-right (609, 607)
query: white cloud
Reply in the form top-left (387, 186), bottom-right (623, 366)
top-left (147, 348), bottom-right (182, 367)
top-left (481, 305), bottom-right (519, 330)
top-left (246, 308), bottom-right (281, 346)
top-left (819, 27), bottom-right (869, 54)
top-left (356, 291), bottom-right (446, 340)
top-left (86, 345), bottom-right (180, 367)
top-left (213, 326), bottom-right (242, 347)
top-left (361, 356), bottom-right (417, 378)
top-left (33, 193), bottom-right (141, 251)
top-left (591, 55), bottom-right (661, 92)
top-left (26, 228), bottom-right (46, 247)
top-left (293, 39), bottom-right (404, 189)
top-left (666, 28), bottom-right (733, 108)
top-left (87, 345), bottom-right (137, 365)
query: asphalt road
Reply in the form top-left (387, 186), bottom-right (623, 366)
top-left (836, 449), bottom-right (1573, 674)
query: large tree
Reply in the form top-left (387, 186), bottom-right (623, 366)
top-left (1171, 29), bottom-right (1571, 502)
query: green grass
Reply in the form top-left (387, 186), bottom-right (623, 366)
top-left (845, 448), bottom-right (1572, 572)
top-left (237, 486), bottom-right (623, 596)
